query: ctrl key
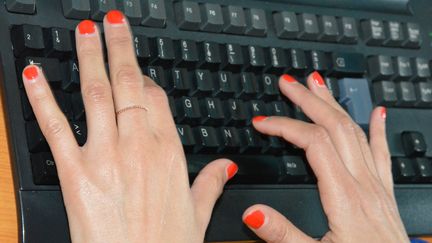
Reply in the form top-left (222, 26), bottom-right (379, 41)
top-left (31, 153), bottom-right (59, 185)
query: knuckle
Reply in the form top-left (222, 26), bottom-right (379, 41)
top-left (312, 126), bottom-right (330, 142)
top-left (196, 171), bottom-right (224, 195)
top-left (115, 65), bottom-right (142, 87)
top-left (145, 85), bottom-right (168, 102)
top-left (44, 118), bottom-right (65, 138)
top-left (107, 35), bottom-right (132, 49)
top-left (78, 41), bottom-right (100, 57)
top-left (83, 82), bottom-right (110, 103)
top-left (337, 116), bottom-right (356, 131)
top-left (267, 223), bottom-right (291, 243)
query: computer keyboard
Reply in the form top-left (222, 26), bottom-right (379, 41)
top-left (1, 0), bottom-right (432, 242)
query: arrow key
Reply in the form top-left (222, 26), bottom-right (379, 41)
top-left (70, 121), bottom-right (87, 146)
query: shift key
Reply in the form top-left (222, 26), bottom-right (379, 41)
top-left (331, 52), bottom-right (366, 76)
top-left (338, 78), bottom-right (373, 129)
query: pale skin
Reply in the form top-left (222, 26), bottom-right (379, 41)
top-left (22, 11), bottom-right (409, 243)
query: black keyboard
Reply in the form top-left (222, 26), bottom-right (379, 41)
top-left (1, 0), bottom-right (432, 242)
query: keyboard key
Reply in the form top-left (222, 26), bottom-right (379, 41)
top-left (246, 8), bottom-right (267, 36)
top-left (310, 50), bottom-right (330, 71)
top-left (325, 77), bottom-right (340, 99)
top-left (142, 0), bottom-right (167, 28)
top-left (151, 37), bottom-right (175, 65)
top-left (414, 58), bottom-right (431, 81)
top-left (368, 55), bottom-right (394, 80)
top-left (225, 99), bottom-right (247, 125)
top-left (225, 43), bottom-right (245, 70)
top-left (237, 73), bottom-right (259, 99)
top-left (213, 71), bottom-right (236, 98)
top-left (44, 27), bottom-right (73, 58)
top-left (331, 52), bottom-right (365, 75)
top-left (384, 21), bottom-right (404, 47)
top-left (31, 153), bottom-right (59, 185)
top-left (393, 157), bottom-right (416, 182)
top-left (71, 93), bottom-right (85, 121)
top-left (240, 127), bottom-right (263, 153)
top-left (17, 57), bottom-right (63, 86)
top-left (268, 47), bottom-right (288, 73)
top-left (176, 40), bottom-right (199, 67)
top-left (194, 126), bottom-right (220, 153)
top-left (280, 156), bottom-right (309, 183)
top-left (263, 136), bottom-right (285, 154)
top-left (177, 97), bottom-right (201, 124)
top-left (259, 74), bottom-right (280, 99)
top-left (133, 35), bottom-right (151, 63)
top-left (168, 68), bottom-right (193, 95)
top-left (269, 101), bottom-right (291, 117)
top-left (176, 125), bottom-right (196, 152)
top-left (21, 91), bottom-right (34, 120)
top-left (362, 19), bottom-right (386, 45)
top-left (6, 0), bottom-right (36, 14)
top-left (117, 0), bottom-right (143, 25)
top-left (61, 0), bottom-right (91, 19)
top-left (146, 66), bottom-right (169, 89)
top-left (373, 81), bottom-right (397, 106)
top-left (200, 98), bottom-right (225, 125)
top-left (219, 127), bottom-right (241, 153)
top-left (319, 15), bottom-right (339, 42)
top-left (190, 69), bottom-right (214, 97)
top-left (246, 45), bottom-right (266, 70)
top-left (402, 131), bottom-right (427, 157)
top-left (289, 48), bottom-right (308, 73)
top-left (200, 3), bottom-right (224, 32)
top-left (70, 121), bottom-right (87, 145)
top-left (26, 121), bottom-right (48, 152)
top-left (403, 22), bottom-right (421, 48)
top-left (413, 158), bottom-right (432, 182)
top-left (338, 78), bottom-right (373, 129)
top-left (339, 17), bottom-right (358, 43)
top-left (90, 0), bottom-right (116, 20)
top-left (273, 11), bottom-right (299, 39)
top-left (298, 13), bottom-right (320, 40)
top-left (11, 25), bottom-right (45, 57)
top-left (223, 6), bottom-right (247, 34)
top-left (394, 56), bottom-right (413, 80)
top-left (200, 42), bottom-right (222, 68)
top-left (415, 82), bottom-right (432, 107)
top-left (249, 100), bottom-right (268, 117)
top-left (396, 81), bottom-right (416, 107)
top-left (176, 1), bottom-right (202, 30)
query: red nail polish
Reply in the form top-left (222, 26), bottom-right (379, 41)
top-left (312, 71), bottom-right (326, 87)
top-left (281, 74), bottom-right (297, 83)
top-left (381, 107), bottom-right (387, 119)
top-left (78, 20), bottom-right (96, 35)
top-left (23, 66), bottom-right (38, 80)
top-left (106, 10), bottom-right (125, 24)
top-left (244, 210), bottom-right (265, 229)
top-left (227, 163), bottom-right (238, 180)
top-left (253, 116), bottom-right (268, 123)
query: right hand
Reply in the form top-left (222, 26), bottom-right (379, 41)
top-left (242, 72), bottom-right (410, 243)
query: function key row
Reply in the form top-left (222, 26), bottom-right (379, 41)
top-left (368, 55), bottom-right (431, 81)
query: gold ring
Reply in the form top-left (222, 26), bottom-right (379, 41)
top-left (116, 105), bottom-right (149, 115)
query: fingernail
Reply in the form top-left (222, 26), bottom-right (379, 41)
top-left (381, 107), bottom-right (387, 119)
top-left (23, 65), bottom-right (39, 81)
top-left (78, 20), bottom-right (96, 35)
top-left (106, 10), bottom-right (125, 24)
top-left (281, 74), bottom-right (297, 83)
top-left (312, 71), bottom-right (326, 87)
top-left (253, 116), bottom-right (268, 123)
top-left (226, 162), bottom-right (238, 180)
top-left (244, 210), bottom-right (265, 229)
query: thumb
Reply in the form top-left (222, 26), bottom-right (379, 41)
top-left (191, 159), bottom-right (238, 229)
top-left (243, 204), bottom-right (318, 243)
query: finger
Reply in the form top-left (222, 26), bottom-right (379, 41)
top-left (243, 204), bottom-right (318, 243)
top-left (279, 74), bottom-right (370, 180)
top-left (103, 10), bottom-right (148, 135)
top-left (191, 159), bottom-right (238, 229)
top-left (22, 65), bottom-right (80, 170)
top-left (369, 107), bottom-right (394, 195)
top-left (75, 20), bottom-right (117, 143)
top-left (306, 72), bottom-right (379, 178)
top-left (252, 116), bottom-right (354, 204)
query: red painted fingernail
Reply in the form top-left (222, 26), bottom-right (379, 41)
top-left (78, 20), bottom-right (96, 35)
top-left (244, 210), bottom-right (265, 229)
top-left (312, 71), bottom-right (326, 87)
top-left (23, 66), bottom-right (38, 80)
top-left (381, 107), bottom-right (387, 119)
top-left (281, 74), bottom-right (297, 83)
top-left (226, 162), bottom-right (238, 180)
top-left (106, 10), bottom-right (125, 24)
top-left (253, 116), bottom-right (268, 123)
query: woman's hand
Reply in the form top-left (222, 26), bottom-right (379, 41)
top-left (243, 72), bottom-right (410, 243)
top-left (21, 11), bottom-right (237, 243)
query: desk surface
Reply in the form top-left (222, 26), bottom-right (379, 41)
top-left (0, 96), bottom-right (431, 243)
